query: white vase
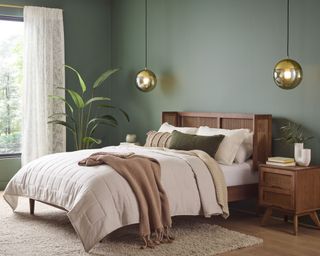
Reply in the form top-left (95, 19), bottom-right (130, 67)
top-left (294, 143), bottom-right (304, 162)
top-left (296, 148), bottom-right (311, 167)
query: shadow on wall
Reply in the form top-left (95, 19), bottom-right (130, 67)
top-left (159, 71), bottom-right (177, 95)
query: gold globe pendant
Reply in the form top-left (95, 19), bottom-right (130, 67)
top-left (136, 68), bottom-right (157, 92)
top-left (273, 58), bottom-right (303, 90)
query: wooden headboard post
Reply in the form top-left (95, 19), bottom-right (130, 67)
top-left (162, 112), bottom-right (272, 171)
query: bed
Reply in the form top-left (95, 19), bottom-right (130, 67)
top-left (3, 111), bottom-right (272, 252)
top-left (162, 111), bottom-right (272, 201)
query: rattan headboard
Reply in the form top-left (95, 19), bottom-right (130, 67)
top-left (162, 112), bottom-right (272, 171)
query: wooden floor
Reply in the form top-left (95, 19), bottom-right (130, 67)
top-left (214, 210), bottom-right (320, 256)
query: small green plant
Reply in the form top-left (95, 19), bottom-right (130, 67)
top-left (48, 65), bottom-right (129, 150)
top-left (277, 121), bottom-right (313, 145)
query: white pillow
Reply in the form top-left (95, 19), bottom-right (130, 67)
top-left (158, 122), bottom-right (198, 134)
top-left (197, 126), bottom-right (249, 165)
top-left (234, 132), bottom-right (253, 164)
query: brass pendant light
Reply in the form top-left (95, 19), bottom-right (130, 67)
top-left (273, 0), bottom-right (302, 90)
top-left (135, 0), bottom-right (157, 92)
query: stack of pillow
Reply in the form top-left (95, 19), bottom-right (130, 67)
top-left (144, 122), bottom-right (253, 165)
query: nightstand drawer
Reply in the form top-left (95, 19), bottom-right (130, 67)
top-left (260, 188), bottom-right (294, 210)
top-left (260, 168), bottom-right (294, 191)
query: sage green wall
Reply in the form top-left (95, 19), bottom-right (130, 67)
top-left (110, 0), bottom-right (320, 163)
top-left (0, 0), bottom-right (112, 189)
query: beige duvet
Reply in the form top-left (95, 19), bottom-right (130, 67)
top-left (3, 145), bottom-right (228, 252)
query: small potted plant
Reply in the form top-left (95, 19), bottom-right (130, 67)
top-left (277, 121), bottom-right (313, 166)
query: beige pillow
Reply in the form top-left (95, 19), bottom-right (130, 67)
top-left (234, 132), bottom-right (253, 163)
top-left (158, 122), bottom-right (198, 134)
top-left (197, 126), bottom-right (249, 165)
top-left (145, 131), bottom-right (172, 148)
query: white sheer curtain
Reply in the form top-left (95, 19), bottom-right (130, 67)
top-left (22, 6), bottom-right (66, 165)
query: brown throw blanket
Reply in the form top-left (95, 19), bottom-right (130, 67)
top-left (79, 152), bottom-right (174, 248)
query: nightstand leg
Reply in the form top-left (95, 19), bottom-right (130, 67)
top-left (261, 208), bottom-right (272, 226)
top-left (309, 212), bottom-right (320, 228)
top-left (284, 215), bottom-right (288, 222)
top-left (293, 215), bottom-right (298, 235)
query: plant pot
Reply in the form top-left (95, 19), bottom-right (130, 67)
top-left (126, 134), bottom-right (137, 143)
top-left (296, 148), bottom-right (311, 167)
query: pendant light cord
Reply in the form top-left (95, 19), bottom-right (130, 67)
top-left (145, 0), bottom-right (148, 68)
top-left (286, 0), bottom-right (290, 58)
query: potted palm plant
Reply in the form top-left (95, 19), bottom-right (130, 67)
top-left (48, 65), bottom-right (129, 150)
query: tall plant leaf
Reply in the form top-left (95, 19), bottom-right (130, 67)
top-left (99, 104), bottom-right (129, 122)
top-left (82, 137), bottom-right (102, 145)
top-left (93, 68), bottom-right (119, 89)
top-left (58, 87), bottom-right (85, 108)
top-left (49, 95), bottom-right (74, 113)
top-left (48, 113), bottom-right (67, 118)
top-left (48, 113), bottom-right (76, 123)
top-left (89, 123), bottom-right (99, 136)
top-left (65, 65), bottom-right (87, 93)
top-left (88, 116), bottom-right (118, 127)
top-left (84, 97), bottom-right (110, 107)
top-left (48, 120), bottom-right (75, 134)
top-left (118, 108), bottom-right (130, 122)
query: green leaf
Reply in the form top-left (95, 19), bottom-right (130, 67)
top-left (98, 104), bottom-right (129, 122)
top-left (118, 108), bottom-right (130, 122)
top-left (88, 116), bottom-right (118, 127)
top-left (58, 87), bottom-right (85, 108)
top-left (100, 115), bottom-right (118, 125)
top-left (84, 97), bottom-right (110, 107)
top-left (48, 120), bottom-right (75, 134)
top-left (48, 95), bottom-right (74, 113)
top-left (93, 68), bottom-right (119, 89)
top-left (48, 113), bottom-right (76, 123)
top-left (88, 123), bottom-right (99, 136)
top-left (48, 113), bottom-right (67, 118)
top-left (82, 137), bottom-right (102, 145)
top-left (65, 65), bottom-right (87, 93)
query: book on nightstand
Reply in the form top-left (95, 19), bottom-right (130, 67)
top-left (266, 157), bottom-right (296, 167)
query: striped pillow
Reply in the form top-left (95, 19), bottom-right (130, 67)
top-left (145, 131), bottom-right (172, 148)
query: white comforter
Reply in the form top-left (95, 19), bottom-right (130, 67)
top-left (4, 145), bottom-right (226, 252)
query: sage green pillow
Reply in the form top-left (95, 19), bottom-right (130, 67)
top-left (168, 130), bottom-right (225, 157)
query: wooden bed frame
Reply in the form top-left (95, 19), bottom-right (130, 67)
top-left (162, 111), bottom-right (272, 202)
top-left (29, 111), bottom-right (272, 214)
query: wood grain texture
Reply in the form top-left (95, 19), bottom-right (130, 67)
top-left (259, 164), bottom-right (320, 235)
top-left (162, 111), bottom-right (272, 171)
top-left (227, 184), bottom-right (258, 202)
top-left (214, 211), bottom-right (320, 256)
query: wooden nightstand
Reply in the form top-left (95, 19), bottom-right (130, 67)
top-left (259, 164), bottom-right (320, 235)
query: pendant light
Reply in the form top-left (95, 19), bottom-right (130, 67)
top-left (273, 0), bottom-right (302, 90)
top-left (135, 0), bottom-right (157, 92)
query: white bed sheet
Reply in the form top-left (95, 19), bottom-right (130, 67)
top-left (220, 160), bottom-right (258, 186)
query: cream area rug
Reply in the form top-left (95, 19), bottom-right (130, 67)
top-left (0, 195), bottom-right (262, 256)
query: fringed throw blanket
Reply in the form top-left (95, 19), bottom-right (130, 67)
top-left (79, 152), bottom-right (174, 248)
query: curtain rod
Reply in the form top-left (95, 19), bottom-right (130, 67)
top-left (0, 4), bottom-right (24, 9)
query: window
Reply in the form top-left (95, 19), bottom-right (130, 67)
top-left (0, 16), bottom-right (23, 155)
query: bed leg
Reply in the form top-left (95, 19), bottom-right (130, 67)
top-left (29, 199), bottom-right (35, 215)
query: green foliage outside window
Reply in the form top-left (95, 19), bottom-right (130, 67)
top-left (0, 20), bottom-right (23, 154)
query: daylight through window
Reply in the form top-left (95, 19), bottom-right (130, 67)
top-left (0, 18), bottom-right (23, 154)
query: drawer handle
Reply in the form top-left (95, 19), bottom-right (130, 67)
top-left (269, 185), bottom-right (284, 189)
